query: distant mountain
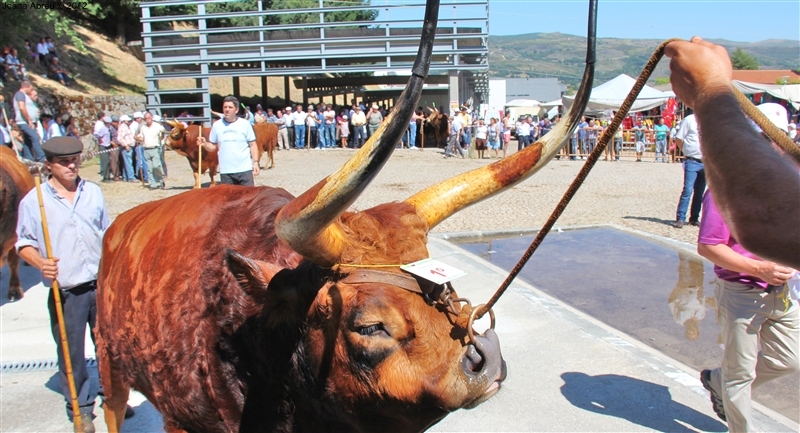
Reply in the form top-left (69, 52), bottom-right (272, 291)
top-left (489, 33), bottom-right (800, 89)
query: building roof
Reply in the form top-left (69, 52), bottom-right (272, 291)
top-left (730, 70), bottom-right (800, 85)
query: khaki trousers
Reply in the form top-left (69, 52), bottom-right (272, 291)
top-left (277, 128), bottom-right (289, 150)
top-left (707, 279), bottom-right (799, 432)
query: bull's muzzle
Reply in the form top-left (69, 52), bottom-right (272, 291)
top-left (460, 329), bottom-right (507, 409)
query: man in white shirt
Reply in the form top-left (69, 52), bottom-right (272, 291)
top-left (291, 104), bottom-right (307, 149)
top-left (516, 117), bottom-right (532, 151)
top-left (351, 105), bottom-right (367, 148)
top-left (277, 108), bottom-right (291, 150)
top-left (135, 112), bottom-right (166, 190)
top-left (42, 113), bottom-right (62, 141)
top-left (36, 37), bottom-right (49, 65)
top-left (92, 112), bottom-right (105, 137)
top-left (283, 106), bottom-right (294, 149)
top-left (199, 96), bottom-right (259, 186)
top-left (130, 111), bottom-right (148, 183)
top-left (673, 114), bottom-right (705, 228)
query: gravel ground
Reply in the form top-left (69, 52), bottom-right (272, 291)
top-left (88, 141), bottom-right (698, 245)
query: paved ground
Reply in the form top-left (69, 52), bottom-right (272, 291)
top-left (1, 144), bottom-right (797, 432)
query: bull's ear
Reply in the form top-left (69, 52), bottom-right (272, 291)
top-left (225, 249), bottom-right (283, 302)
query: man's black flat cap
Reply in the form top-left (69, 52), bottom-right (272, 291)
top-left (42, 137), bottom-right (83, 158)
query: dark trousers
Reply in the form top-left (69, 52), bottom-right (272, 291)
top-left (99, 147), bottom-right (110, 179)
top-left (48, 281), bottom-right (98, 420)
top-left (220, 170), bottom-right (254, 186)
top-left (18, 123), bottom-right (45, 161)
top-left (287, 127), bottom-right (295, 148)
top-left (308, 127), bottom-right (318, 148)
top-left (517, 135), bottom-right (531, 151)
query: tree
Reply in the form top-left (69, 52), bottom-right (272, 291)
top-left (205, 0), bottom-right (377, 28)
top-left (730, 48), bottom-right (759, 70)
top-left (0, 0), bottom-right (94, 52)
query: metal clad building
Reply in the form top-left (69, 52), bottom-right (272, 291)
top-left (504, 77), bottom-right (566, 103)
top-left (139, 0), bottom-right (489, 121)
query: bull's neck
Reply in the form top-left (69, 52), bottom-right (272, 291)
top-left (232, 262), bottom-right (331, 431)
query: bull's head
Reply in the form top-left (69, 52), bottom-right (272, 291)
top-left (164, 117), bottom-right (187, 150)
top-left (227, 0), bottom-right (596, 430)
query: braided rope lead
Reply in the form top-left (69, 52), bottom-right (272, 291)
top-left (476, 38), bottom-right (800, 320)
top-left (475, 39), bottom-right (679, 319)
top-left (733, 87), bottom-right (800, 163)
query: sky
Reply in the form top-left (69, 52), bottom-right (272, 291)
top-left (487, 0), bottom-right (800, 42)
top-left (373, 0), bottom-right (800, 43)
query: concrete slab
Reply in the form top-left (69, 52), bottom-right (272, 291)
top-left (1, 237), bottom-right (796, 432)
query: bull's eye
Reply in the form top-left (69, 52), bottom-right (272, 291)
top-left (358, 323), bottom-right (388, 337)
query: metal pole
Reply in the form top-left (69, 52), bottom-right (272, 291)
top-left (34, 175), bottom-right (85, 433)
top-left (197, 124), bottom-right (203, 188)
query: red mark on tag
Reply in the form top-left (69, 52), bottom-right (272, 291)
top-left (430, 268), bottom-right (446, 277)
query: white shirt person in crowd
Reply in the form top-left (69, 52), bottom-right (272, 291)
top-left (199, 95), bottom-right (260, 186)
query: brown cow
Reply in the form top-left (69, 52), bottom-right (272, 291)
top-left (165, 122), bottom-right (219, 189)
top-left (253, 122), bottom-right (278, 169)
top-left (96, 1), bottom-right (597, 431)
top-left (424, 107), bottom-right (448, 148)
top-left (0, 146), bottom-right (35, 301)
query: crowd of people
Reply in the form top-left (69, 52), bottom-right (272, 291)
top-left (1, 80), bottom-right (169, 190)
top-left (0, 35), bottom-right (73, 88)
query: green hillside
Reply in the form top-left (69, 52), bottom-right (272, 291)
top-left (489, 33), bottom-right (800, 88)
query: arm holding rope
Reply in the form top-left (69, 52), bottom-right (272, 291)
top-left (666, 37), bottom-right (800, 269)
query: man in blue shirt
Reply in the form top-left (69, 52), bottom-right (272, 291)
top-left (16, 137), bottom-right (133, 431)
top-left (199, 95), bottom-right (259, 186)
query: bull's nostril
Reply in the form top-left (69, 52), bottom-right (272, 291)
top-left (462, 345), bottom-right (485, 373)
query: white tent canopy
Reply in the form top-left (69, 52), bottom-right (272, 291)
top-left (505, 99), bottom-right (541, 107)
top-left (563, 74), bottom-right (671, 113)
top-left (541, 99), bottom-right (563, 107)
top-left (733, 80), bottom-right (800, 110)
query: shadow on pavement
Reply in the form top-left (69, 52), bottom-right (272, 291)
top-left (560, 372), bottom-right (727, 432)
top-left (0, 262), bottom-right (43, 307)
top-left (622, 215), bottom-right (678, 227)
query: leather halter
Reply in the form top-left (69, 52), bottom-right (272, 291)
top-left (335, 268), bottom-right (494, 345)
top-left (336, 269), bottom-right (453, 309)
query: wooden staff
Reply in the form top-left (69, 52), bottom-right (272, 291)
top-left (197, 124), bottom-right (203, 188)
top-left (34, 175), bottom-right (85, 433)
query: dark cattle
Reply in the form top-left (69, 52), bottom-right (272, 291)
top-left (96, 1), bottom-right (597, 431)
top-left (253, 122), bottom-right (278, 169)
top-left (0, 146), bottom-right (35, 301)
top-left (165, 121), bottom-right (219, 189)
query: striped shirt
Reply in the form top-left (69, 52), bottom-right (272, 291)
top-left (15, 177), bottom-right (110, 290)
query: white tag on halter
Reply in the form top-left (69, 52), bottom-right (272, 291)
top-left (401, 258), bottom-right (466, 285)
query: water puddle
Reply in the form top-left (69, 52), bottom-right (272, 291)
top-left (455, 227), bottom-right (798, 422)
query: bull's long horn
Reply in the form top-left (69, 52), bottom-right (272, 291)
top-left (165, 117), bottom-right (180, 128)
top-left (274, 0), bottom-right (440, 267)
top-left (406, 0), bottom-right (597, 229)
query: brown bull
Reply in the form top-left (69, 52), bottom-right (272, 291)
top-left (424, 107), bottom-right (449, 148)
top-left (253, 122), bottom-right (278, 169)
top-left (96, 1), bottom-right (597, 431)
top-left (165, 122), bottom-right (219, 189)
top-left (0, 146), bottom-right (34, 301)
